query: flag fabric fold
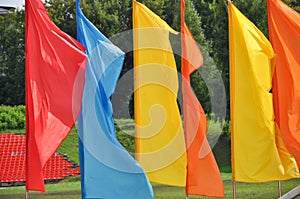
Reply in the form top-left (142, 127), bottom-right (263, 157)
top-left (76, 0), bottom-right (153, 198)
top-left (25, 0), bottom-right (87, 192)
top-left (268, 0), bottom-right (300, 167)
top-left (228, 1), bottom-right (299, 182)
top-left (181, 0), bottom-right (224, 197)
top-left (133, 0), bottom-right (187, 186)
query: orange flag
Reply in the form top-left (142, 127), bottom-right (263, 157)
top-left (268, 0), bottom-right (300, 167)
top-left (25, 0), bottom-right (86, 191)
top-left (181, 0), bottom-right (224, 197)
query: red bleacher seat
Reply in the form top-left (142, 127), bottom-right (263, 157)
top-left (0, 134), bottom-right (80, 186)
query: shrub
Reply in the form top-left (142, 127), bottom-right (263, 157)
top-left (114, 118), bottom-right (232, 164)
top-left (0, 105), bottom-right (25, 131)
top-left (116, 130), bottom-right (135, 154)
top-left (115, 119), bottom-right (135, 154)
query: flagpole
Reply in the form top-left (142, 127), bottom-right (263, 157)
top-left (278, 181), bottom-right (282, 197)
top-left (26, 190), bottom-right (29, 199)
top-left (229, 0), bottom-right (234, 198)
top-left (185, 194), bottom-right (189, 199)
top-left (233, 181), bottom-right (236, 199)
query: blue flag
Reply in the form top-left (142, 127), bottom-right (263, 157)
top-left (76, 1), bottom-right (154, 198)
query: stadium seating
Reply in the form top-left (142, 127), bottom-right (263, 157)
top-left (0, 134), bottom-right (80, 186)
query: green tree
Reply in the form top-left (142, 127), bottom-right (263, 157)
top-left (5, 0), bottom-right (298, 114)
top-left (45, 0), bottom-right (78, 38)
top-left (0, 10), bottom-right (25, 105)
top-left (172, 0), bottom-right (219, 115)
top-left (0, 0), bottom-right (216, 115)
top-left (284, 0), bottom-right (300, 12)
top-left (191, 0), bottom-right (274, 118)
top-left (235, 0), bottom-right (268, 36)
top-left (191, 0), bottom-right (230, 117)
top-left (78, 0), bottom-right (131, 37)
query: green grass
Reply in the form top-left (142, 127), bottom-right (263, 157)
top-left (57, 127), bottom-right (80, 164)
top-left (0, 178), bottom-right (299, 198)
top-left (0, 127), bottom-right (80, 164)
top-left (2, 119), bottom-right (299, 198)
top-left (0, 119), bottom-right (231, 168)
top-left (114, 118), bottom-right (135, 127)
top-left (0, 129), bottom-right (25, 134)
top-left (0, 181), bottom-right (81, 199)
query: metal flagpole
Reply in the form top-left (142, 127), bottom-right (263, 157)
top-left (229, 0), bottom-right (234, 198)
top-left (185, 194), bottom-right (189, 199)
top-left (26, 190), bottom-right (29, 199)
top-left (278, 181), bottom-right (282, 198)
top-left (233, 181), bottom-right (237, 199)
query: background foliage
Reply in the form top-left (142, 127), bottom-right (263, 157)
top-left (0, 105), bottom-right (25, 131)
top-left (0, 104), bottom-right (231, 166)
top-left (0, 10), bottom-right (25, 105)
top-left (0, 2), bottom-right (299, 195)
top-left (0, 0), bottom-right (299, 131)
top-left (1, 0), bottom-right (299, 115)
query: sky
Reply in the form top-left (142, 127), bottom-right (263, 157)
top-left (0, 0), bottom-right (24, 9)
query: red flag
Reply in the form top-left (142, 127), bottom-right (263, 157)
top-left (25, 0), bottom-right (87, 191)
top-left (181, 0), bottom-right (224, 197)
top-left (268, 0), bottom-right (300, 167)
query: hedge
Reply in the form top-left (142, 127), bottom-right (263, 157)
top-left (0, 105), bottom-right (25, 131)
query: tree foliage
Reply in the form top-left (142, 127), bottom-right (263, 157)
top-left (0, 0), bottom-right (299, 118)
top-left (0, 10), bottom-right (25, 105)
top-left (45, 0), bottom-right (78, 38)
top-left (0, 105), bottom-right (25, 131)
top-left (190, 0), bottom-right (299, 118)
top-left (284, 0), bottom-right (300, 13)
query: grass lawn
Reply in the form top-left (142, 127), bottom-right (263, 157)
top-left (0, 177), bottom-right (299, 199)
top-left (1, 120), bottom-right (299, 198)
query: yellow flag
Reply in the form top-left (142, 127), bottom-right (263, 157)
top-left (228, 1), bottom-right (299, 182)
top-left (133, 0), bottom-right (187, 186)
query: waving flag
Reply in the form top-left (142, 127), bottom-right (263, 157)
top-left (268, 0), bottom-right (300, 167)
top-left (228, 1), bottom-right (299, 182)
top-left (181, 0), bottom-right (224, 197)
top-left (76, 1), bottom-right (153, 198)
top-left (25, 0), bottom-right (87, 192)
top-left (133, 0), bottom-right (187, 186)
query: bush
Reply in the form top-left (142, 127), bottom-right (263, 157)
top-left (114, 118), bottom-right (232, 166)
top-left (116, 130), bottom-right (135, 154)
top-left (115, 119), bottom-right (135, 154)
top-left (0, 105), bottom-right (25, 131)
top-left (222, 120), bottom-right (231, 138)
top-left (212, 120), bottom-right (231, 168)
